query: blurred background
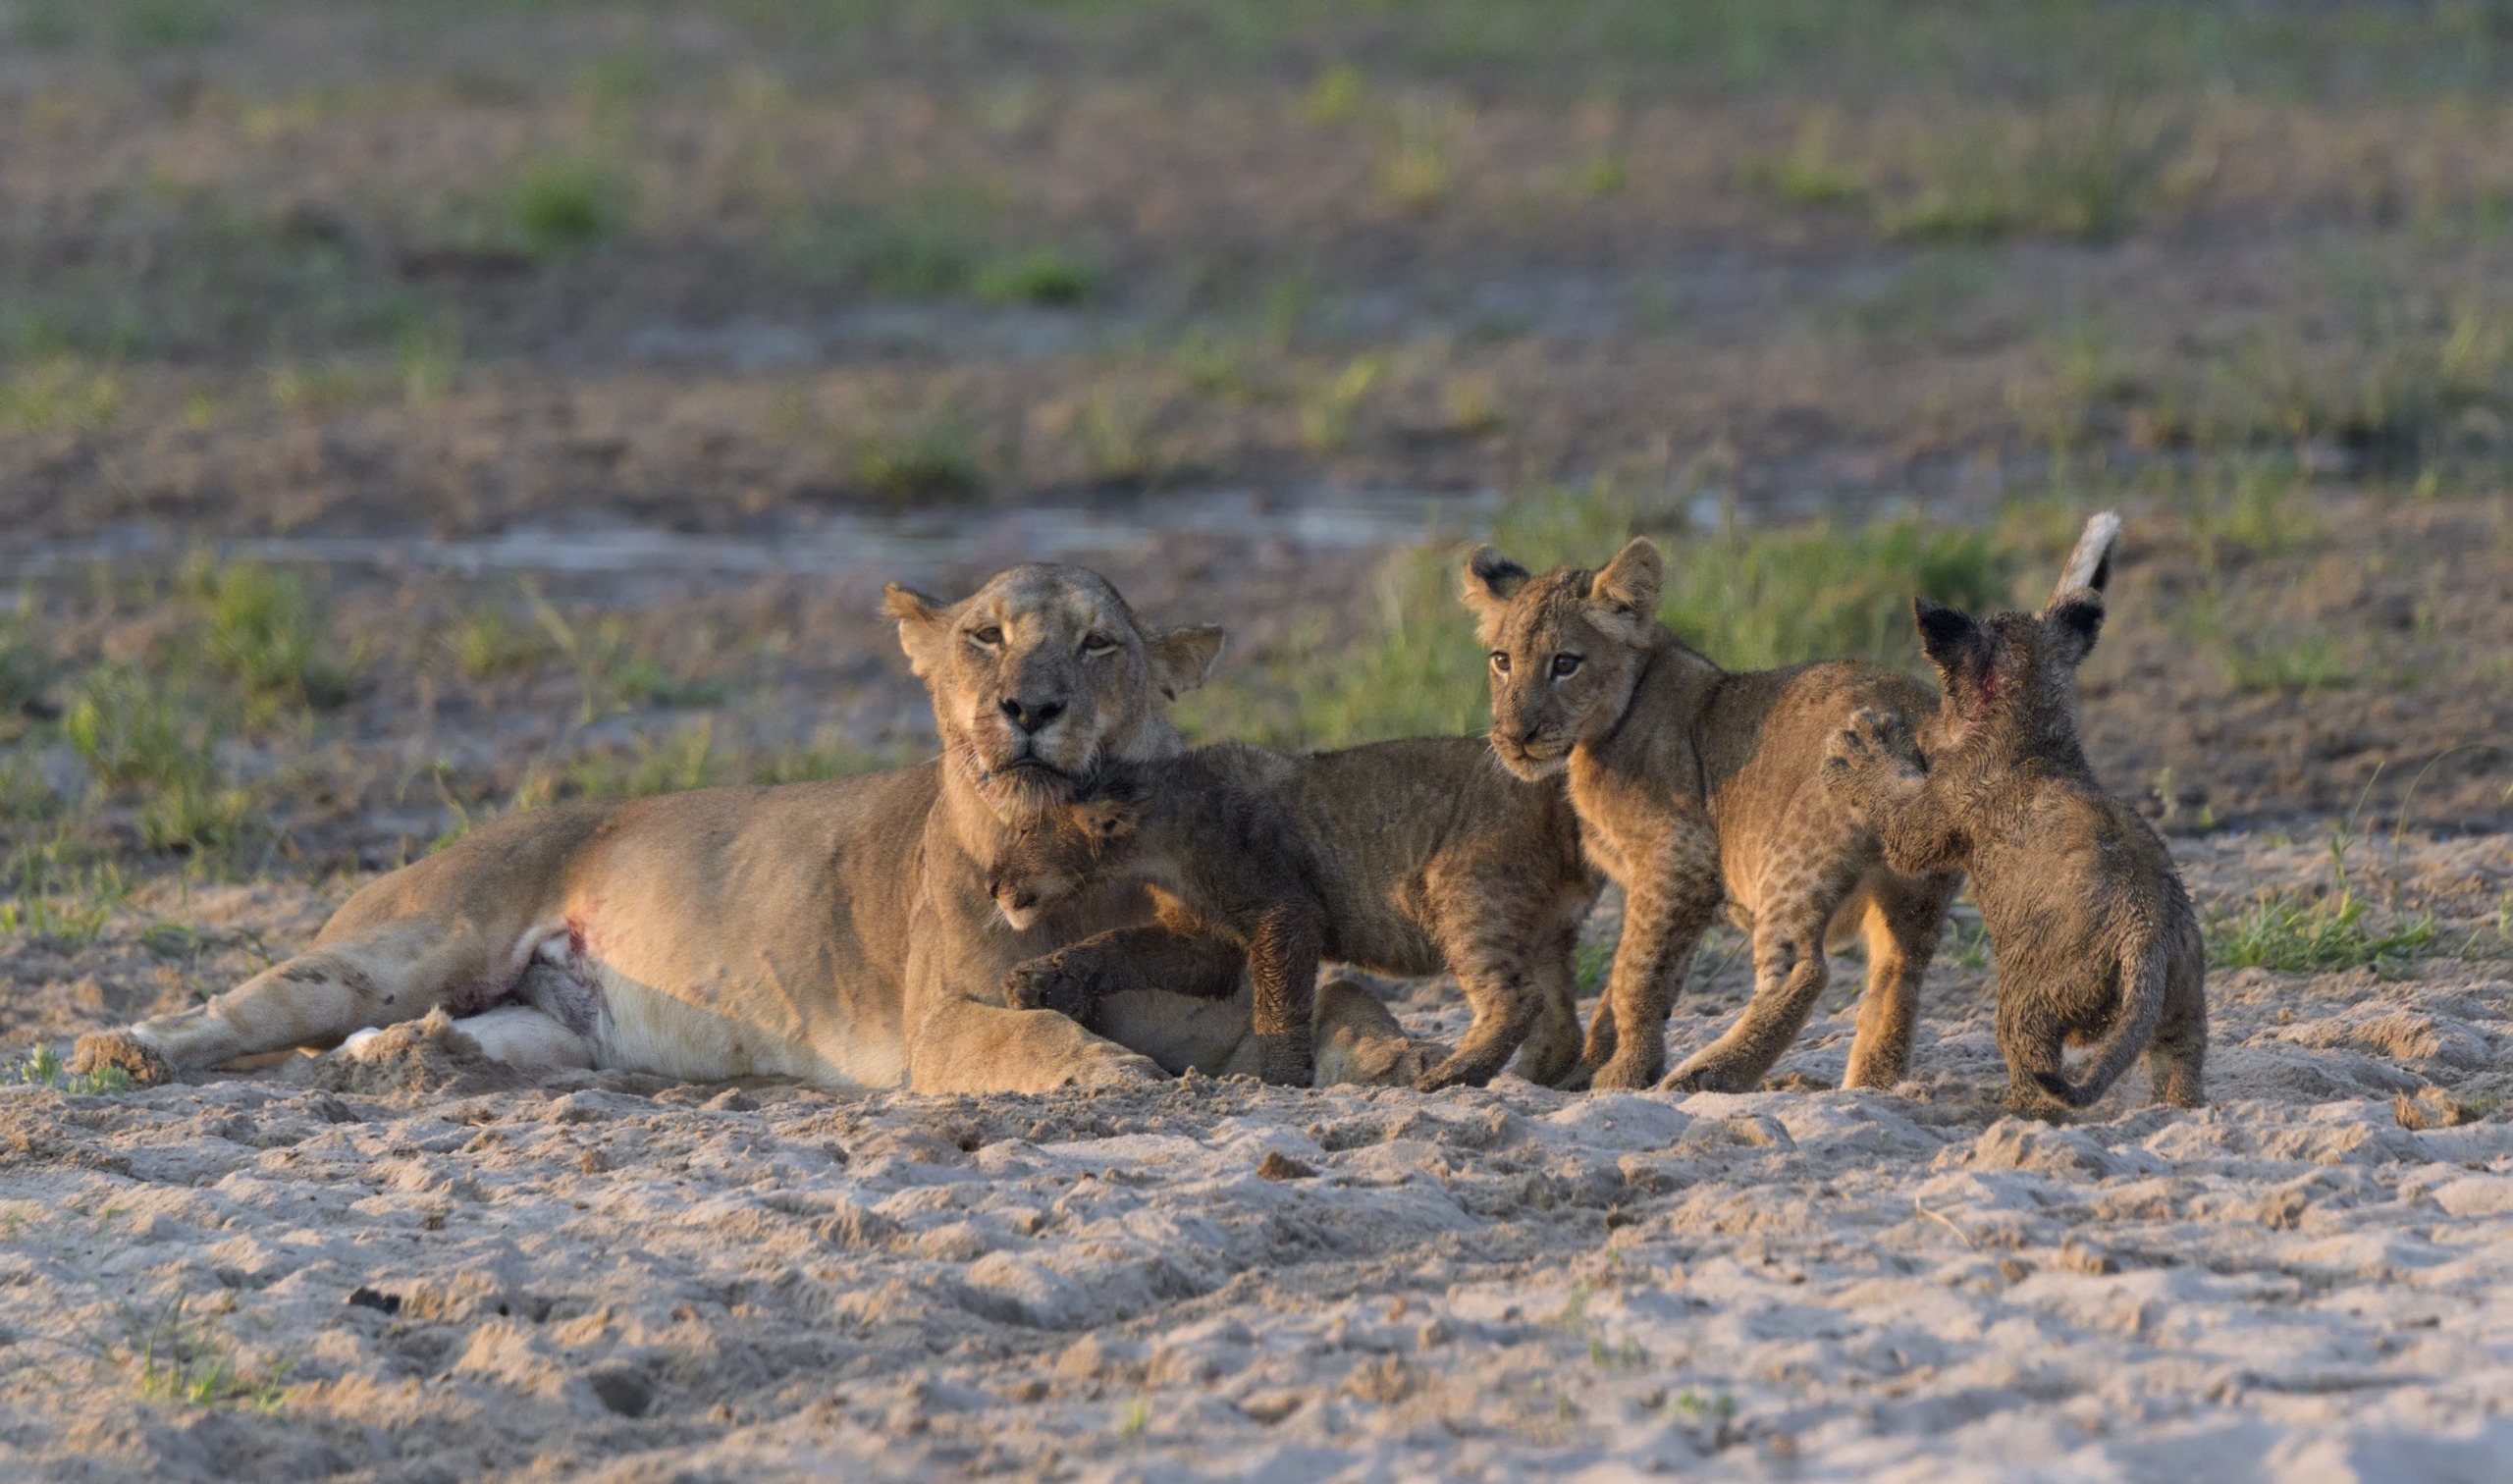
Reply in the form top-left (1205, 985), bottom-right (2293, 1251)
top-left (2, 0), bottom-right (2510, 910)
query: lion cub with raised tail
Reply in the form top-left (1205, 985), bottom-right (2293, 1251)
top-left (1822, 514), bottom-right (2207, 1116)
top-left (1463, 541), bottom-right (1961, 1092)
top-left (987, 738), bottom-right (1600, 1090)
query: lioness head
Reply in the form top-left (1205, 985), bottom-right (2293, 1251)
top-left (884, 563), bottom-right (1222, 818)
top-left (1458, 538), bottom-right (1663, 780)
top-left (987, 791), bottom-right (1145, 930)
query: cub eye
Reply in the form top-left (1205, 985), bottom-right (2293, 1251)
top-left (1489, 652), bottom-right (1511, 674)
top-left (1550, 653), bottom-right (1583, 678)
top-left (1081, 634), bottom-right (1116, 656)
top-left (969, 625), bottom-right (1004, 648)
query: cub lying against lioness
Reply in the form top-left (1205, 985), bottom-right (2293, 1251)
top-left (1822, 515), bottom-right (2207, 1116)
top-left (987, 738), bottom-right (1602, 1090)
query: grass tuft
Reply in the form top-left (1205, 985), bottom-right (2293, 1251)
top-left (505, 159), bottom-right (622, 257)
top-left (2208, 890), bottom-right (2437, 974)
top-left (5, 1041), bottom-right (132, 1095)
top-left (185, 555), bottom-right (356, 709)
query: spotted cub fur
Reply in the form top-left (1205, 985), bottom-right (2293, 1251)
top-left (1463, 540), bottom-right (1960, 1092)
top-left (988, 738), bottom-right (1601, 1090)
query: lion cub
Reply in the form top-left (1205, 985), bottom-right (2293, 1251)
top-left (1822, 521), bottom-right (2207, 1116)
top-left (1464, 540), bottom-right (1961, 1091)
top-left (987, 739), bottom-right (1600, 1090)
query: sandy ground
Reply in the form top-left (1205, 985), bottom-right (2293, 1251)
top-left (2, 832), bottom-right (2508, 1482)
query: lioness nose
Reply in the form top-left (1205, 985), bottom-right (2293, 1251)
top-left (999, 696), bottom-right (1065, 734)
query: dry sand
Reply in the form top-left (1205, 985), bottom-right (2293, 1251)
top-left (2, 831), bottom-right (2509, 1482)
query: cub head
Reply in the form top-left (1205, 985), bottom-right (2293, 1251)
top-left (986, 785), bottom-right (1148, 931)
top-left (884, 563), bottom-right (1222, 819)
top-left (1913, 514), bottom-right (2116, 748)
top-left (1458, 538), bottom-right (1663, 780)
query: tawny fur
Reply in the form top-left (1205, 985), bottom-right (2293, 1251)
top-left (73, 564), bottom-right (1428, 1094)
top-left (1462, 540), bottom-right (1961, 1092)
top-left (989, 738), bottom-right (1602, 1091)
top-left (1822, 517), bottom-right (2207, 1117)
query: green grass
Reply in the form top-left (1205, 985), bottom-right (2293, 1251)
top-left (64, 664), bottom-right (208, 790)
top-left (0, 356), bottom-right (125, 435)
top-left (443, 602), bottom-right (553, 682)
top-left (973, 249), bottom-right (1099, 307)
top-left (184, 555), bottom-right (356, 709)
top-left (110, 1291), bottom-right (290, 1411)
top-left (1876, 100), bottom-right (2185, 243)
top-left (2208, 889), bottom-right (2438, 974)
top-left (2, 837), bottom-right (130, 946)
top-left (5, 1041), bottom-right (133, 1095)
top-left (838, 409), bottom-right (986, 506)
top-left (505, 158), bottom-right (622, 257)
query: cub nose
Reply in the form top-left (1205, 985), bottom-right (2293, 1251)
top-left (1516, 722), bottom-right (1545, 748)
top-left (999, 696), bottom-right (1066, 734)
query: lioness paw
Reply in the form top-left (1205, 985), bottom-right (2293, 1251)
top-left (70, 1030), bottom-right (175, 1086)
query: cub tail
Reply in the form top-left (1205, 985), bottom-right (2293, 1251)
top-left (2030, 914), bottom-right (2166, 1110)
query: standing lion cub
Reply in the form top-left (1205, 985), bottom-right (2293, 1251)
top-left (1463, 540), bottom-right (1961, 1091)
top-left (985, 738), bottom-right (1601, 1090)
top-left (1823, 515), bottom-right (2208, 1116)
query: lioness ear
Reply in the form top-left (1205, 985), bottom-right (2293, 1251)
top-left (1912, 597), bottom-right (1982, 673)
top-left (2046, 592), bottom-right (2105, 667)
top-left (1584, 537), bottom-right (1662, 643)
top-left (1146, 624), bottom-right (1224, 699)
top-left (1459, 545), bottom-right (1531, 617)
top-left (882, 582), bottom-right (953, 678)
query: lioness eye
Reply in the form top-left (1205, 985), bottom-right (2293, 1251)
top-left (1551, 654), bottom-right (1582, 677)
top-left (1490, 652), bottom-right (1511, 674)
top-left (970, 625), bottom-right (1003, 648)
top-left (1081, 634), bottom-right (1115, 655)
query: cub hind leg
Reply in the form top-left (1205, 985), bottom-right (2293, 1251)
top-left (1509, 922), bottom-right (1585, 1087)
top-left (1665, 849), bottom-right (1867, 1094)
top-left (1842, 868), bottom-right (1959, 1089)
top-left (73, 915), bottom-right (524, 1084)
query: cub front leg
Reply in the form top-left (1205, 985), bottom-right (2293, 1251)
top-left (1585, 813), bottom-right (1725, 1090)
top-left (1000, 924), bottom-right (1245, 1022)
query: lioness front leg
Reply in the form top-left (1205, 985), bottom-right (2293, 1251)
top-left (73, 916), bottom-right (505, 1084)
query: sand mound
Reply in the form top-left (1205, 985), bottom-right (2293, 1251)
top-left (280, 1009), bottom-right (529, 1097)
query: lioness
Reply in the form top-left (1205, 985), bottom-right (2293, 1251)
top-left (72, 563), bottom-right (1425, 1093)
top-left (988, 738), bottom-right (1602, 1090)
top-left (1463, 539), bottom-right (1962, 1091)
top-left (1824, 516), bottom-right (2207, 1115)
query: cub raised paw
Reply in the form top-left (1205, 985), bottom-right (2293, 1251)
top-left (1823, 707), bottom-right (1924, 794)
top-left (1001, 954), bottom-right (1097, 1021)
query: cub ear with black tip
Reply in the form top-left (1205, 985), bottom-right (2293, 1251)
top-left (1912, 597), bottom-right (1983, 672)
top-left (2046, 592), bottom-right (2105, 668)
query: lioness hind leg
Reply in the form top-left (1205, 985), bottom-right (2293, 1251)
top-left (443, 1005), bottom-right (596, 1071)
top-left (72, 915), bottom-right (499, 1084)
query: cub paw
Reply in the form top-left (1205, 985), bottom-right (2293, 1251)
top-left (1659, 1055), bottom-right (1755, 1094)
top-left (1413, 1050), bottom-right (1498, 1093)
top-left (1588, 1051), bottom-right (1665, 1091)
top-left (70, 1031), bottom-right (175, 1086)
top-left (1251, 1033), bottom-right (1316, 1088)
top-left (1001, 958), bottom-right (1095, 1020)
